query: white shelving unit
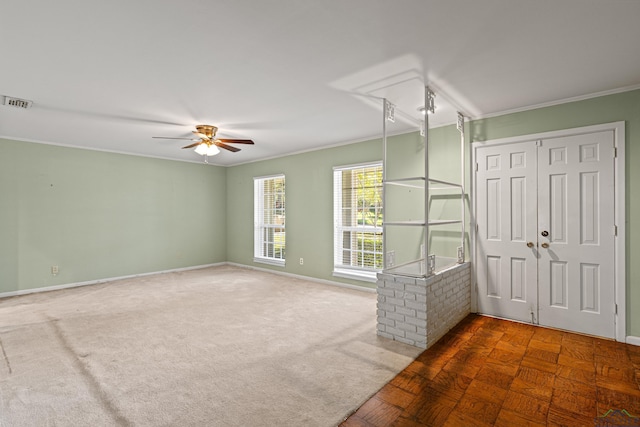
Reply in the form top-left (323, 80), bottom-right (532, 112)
top-left (382, 86), bottom-right (466, 278)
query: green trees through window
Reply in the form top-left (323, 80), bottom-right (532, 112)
top-left (334, 163), bottom-right (383, 276)
top-left (254, 175), bottom-right (286, 265)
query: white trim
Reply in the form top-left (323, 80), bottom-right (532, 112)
top-left (0, 261), bottom-right (376, 300)
top-left (0, 263), bottom-right (224, 299)
top-left (230, 132), bottom-right (393, 167)
top-left (626, 336), bottom-right (640, 346)
top-left (614, 122), bottom-right (626, 342)
top-left (332, 268), bottom-right (378, 283)
top-left (332, 160), bottom-right (383, 171)
top-left (232, 85), bottom-right (640, 167)
top-left (253, 257), bottom-right (286, 267)
top-left (0, 135), bottom-right (219, 166)
top-left (471, 121), bottom-right (626, 341)
top-left (253, 173), bottom-right (285, 181)
top-left (471, 84), bottom-right (640, 123)
top-left (227, 262), bottom-right (377, 293)
top-left (3, 87), bottom-right (639, 169)
top-left (471, 122), bottom-right (625, 148)
top-left (229, 86), bottom-right (640, 167)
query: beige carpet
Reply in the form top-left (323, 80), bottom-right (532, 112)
top-left (0, 265), bottom-right (421, 426)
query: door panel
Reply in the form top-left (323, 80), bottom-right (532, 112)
top-left (549, 174), bottom-right (567, 243)
top-left (476, 142), bottom-right (538, 323)
top-left (537, 132), bottom-right (615, 338)
top-left (475, 130), bottom-right (616, 339)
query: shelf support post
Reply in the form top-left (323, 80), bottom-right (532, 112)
top-left (457, 111), bottom-right (466, 263)
top-left (382, 98), bottom-right (391, 270)
top-left (424, 86), bottom-right (434, 275)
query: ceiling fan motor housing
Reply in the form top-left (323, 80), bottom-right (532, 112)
top-left (196, 125), bottom-right (217, 139)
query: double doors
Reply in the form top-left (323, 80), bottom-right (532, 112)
top-left (475, 130), bottom-right (615, 338)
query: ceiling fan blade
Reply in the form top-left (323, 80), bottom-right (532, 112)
top-left (153, 137), bottom-right (199, 141)
top-left (192, 131), bottom-right (211, 140)
top-left (215, 142), bottom-right (241, 152)
top-left (182, 142), bottom-right (203, 149)
top-left (217, 139), bottom-right (254, 144)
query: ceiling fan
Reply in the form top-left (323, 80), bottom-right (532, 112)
top-left (153, 125), bottom-right (254, 158)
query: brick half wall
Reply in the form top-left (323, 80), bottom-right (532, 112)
top-left (425, 263), bottom-right (471, 347)
top-left (377, 262), bottom-right (471, 349)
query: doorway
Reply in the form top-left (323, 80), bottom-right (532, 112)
top-left (473, 123), bottom-right (625, 340)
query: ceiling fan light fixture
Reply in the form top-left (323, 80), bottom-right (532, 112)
top-left (194, 144), bottom-right (208, 155)
top-left (206, 145), bottom-right (220, 156)
top-left (195, 143), bottom-right (220, 156)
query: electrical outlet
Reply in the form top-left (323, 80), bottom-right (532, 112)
top-left (51, 265), bottom-right (59, 275)
top-left (299, 258), bottom-right (304, 265)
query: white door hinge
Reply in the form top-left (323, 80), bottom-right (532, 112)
top-left (536, 140), bottom-right (542, 146)
top-left (614, 147), bottom-right (618, 158)
top-left (615, 303), bottom-right (618, 315)
top-left (614, 225), bottom-right (618, 236)
top-left (475, 162), bottom-right (479, 172)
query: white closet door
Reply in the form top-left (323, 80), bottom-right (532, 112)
top-left (537, 131), bottom-right (616, 338)
top-left (475, 141), bottom-right (538, 323)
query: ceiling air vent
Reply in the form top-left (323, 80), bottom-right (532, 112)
top-left (3, 96), bottom-right (33, 109)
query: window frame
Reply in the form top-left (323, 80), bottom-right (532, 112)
top-left (333, 162), bottom-right (383, 282)
top-left (254, 174), bottom-right (286, 267)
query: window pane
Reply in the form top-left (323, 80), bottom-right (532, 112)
top-left (334, 164), bottom-right (383, 273)
top-left (255, 176), bottom-right (285, 262)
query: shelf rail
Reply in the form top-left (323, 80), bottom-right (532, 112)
top-left (382, 86), bottom-right (466, 277)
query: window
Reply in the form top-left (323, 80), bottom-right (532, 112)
top-left (333, 162), bottom-right (383, 282)
top-left (254, 174), bottom-right (286, 266)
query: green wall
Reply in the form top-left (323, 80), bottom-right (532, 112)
top-left (226, 137), bottom-right (387, 290)
top-left (469, 89), bottom-right (640, 335)
top-left (226, 89), bottom-right (640, 335)
top-left (0, 139), bottom-right (227, 293)
top-left (2, 88), bottom-right (638, 335)
top-left (224, 128), bottom-right (463, 287)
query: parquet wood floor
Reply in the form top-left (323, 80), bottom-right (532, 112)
top-left (340, 314), bottom-right (640, 426)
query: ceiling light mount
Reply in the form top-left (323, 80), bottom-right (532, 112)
top-left (194, 125), bottom-right (218, 139)
top-left (384, 99), bottom-right (396, 123)
top-left (417, 106), bottom-right (437, 115)
top-left (418, 87), bottom-right (436, 116)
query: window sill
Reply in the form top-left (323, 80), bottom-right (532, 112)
top-left (333, 268), bottom-right (378, 283)
top-left (254, 257), bottom-right (285, 267)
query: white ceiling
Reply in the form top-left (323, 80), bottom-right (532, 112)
top-left (2, 0), bottom-right (639, 166)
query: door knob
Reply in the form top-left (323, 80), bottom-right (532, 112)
top-left (541, 242), bottom-right (549, 248)
top-left (541, 231), bottom-right (549, 237)
top-left (527, 242), bottom-right (534, 248)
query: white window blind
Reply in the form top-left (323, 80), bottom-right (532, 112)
top-left (254, 174), bottom-right (286, 266)
top-left (333, 162), bottom-right (383, 282)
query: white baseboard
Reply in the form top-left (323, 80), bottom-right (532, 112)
top-left (0, 263), bottom-right (225, 299)
top-left (1, 262), bottom-right (376, 300)
top-left (626, 335), bottom-right (640, 346)
top-left (226, 262), bottom-right (377, 293)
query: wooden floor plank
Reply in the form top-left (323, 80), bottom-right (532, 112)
top-left (342, 314), bottom-right (640, 426)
